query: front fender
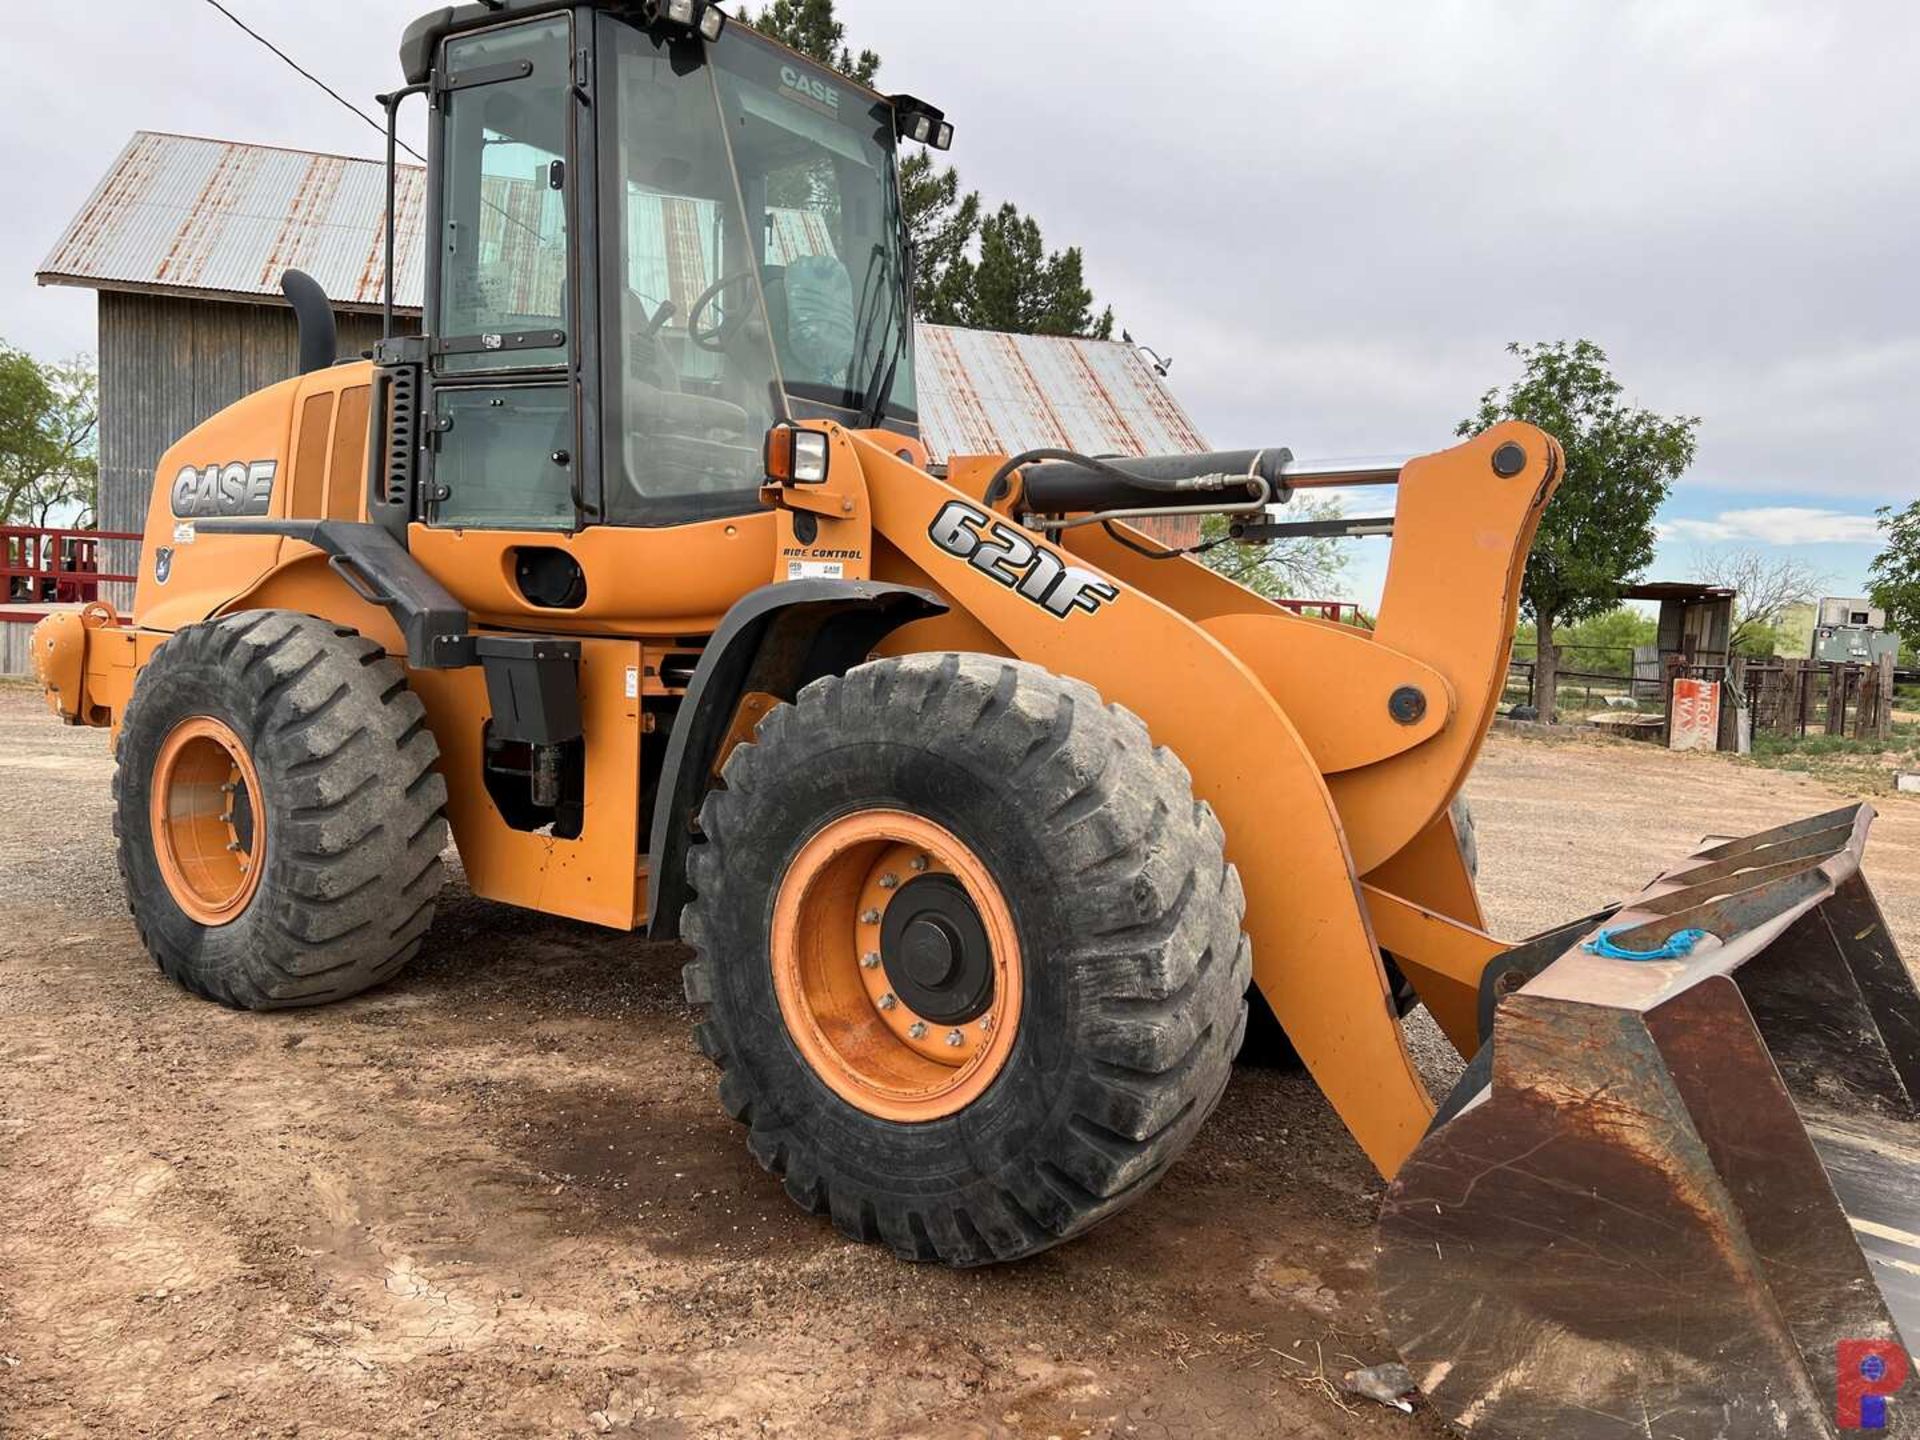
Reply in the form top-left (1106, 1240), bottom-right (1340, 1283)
top-left (645, 578), bottom-right (948, 940)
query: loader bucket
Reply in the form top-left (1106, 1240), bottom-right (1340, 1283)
top-left (1379, 804), bottom-right (1920, 1439)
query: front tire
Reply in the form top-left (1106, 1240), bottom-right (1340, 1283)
top-left (682, 653), bottom-right (1250, 1265)
top-left (114, 611), bottom-right (449, 1010)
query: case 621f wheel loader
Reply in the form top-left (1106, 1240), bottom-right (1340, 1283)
top-left (30, 3), bottom-right (1920, 1434)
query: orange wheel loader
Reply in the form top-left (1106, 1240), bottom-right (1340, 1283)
top-left (29, 4), bottom-right (1920, 1434)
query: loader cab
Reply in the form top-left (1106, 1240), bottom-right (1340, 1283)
top-left (401, 1), bottom-right (935, 532)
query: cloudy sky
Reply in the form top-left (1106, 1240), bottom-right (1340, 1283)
top-left (3, 1), bottom-right (1912, 606)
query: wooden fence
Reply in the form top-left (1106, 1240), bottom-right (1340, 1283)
top-left (1743, 654), bottom-right (1897, 741)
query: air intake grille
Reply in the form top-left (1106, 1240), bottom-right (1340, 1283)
top-left (384, 364), bottom-right (419, 508)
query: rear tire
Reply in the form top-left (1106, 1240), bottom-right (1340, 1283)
top-left (682, 653), bottom-right (1250, 1265)
top-left (114, 611), bottom-right (449, 1010)
top-left (1237, 795), bottom-right (1478, 1068)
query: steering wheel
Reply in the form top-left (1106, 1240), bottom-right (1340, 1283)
top-left (687, 270), bottom-right (759, 352)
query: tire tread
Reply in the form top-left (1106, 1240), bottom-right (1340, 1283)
top-left (681, 652), bottom-right (1246, 1267)
top-left (114, 611), bottom-right (449, 1011)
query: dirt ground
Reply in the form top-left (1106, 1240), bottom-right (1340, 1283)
top-left (2, 684), bottom-right (1915, 1440)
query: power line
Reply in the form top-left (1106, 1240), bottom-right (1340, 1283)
top-left (200, 0), bottom-right (424, 162)
top-left (198, 1), bottom-right (555, 262)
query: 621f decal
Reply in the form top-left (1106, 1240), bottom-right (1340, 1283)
top-left (928, 501), bottom-right (1118, 619)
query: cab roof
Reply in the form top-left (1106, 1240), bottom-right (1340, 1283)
top-left (400, 1), bottom-right (889, 106)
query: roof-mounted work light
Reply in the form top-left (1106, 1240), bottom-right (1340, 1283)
top-left (644, 0), bottom-right (726, 41)
top-left (889, 94), bottom-right (954, 151)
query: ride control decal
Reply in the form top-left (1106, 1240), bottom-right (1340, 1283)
top-left (782, 544), bottom-right (862, 582)
top-left (170, 460), bottom-right (278, 518)
top-left (927, 500), bottom-right (1118, 619)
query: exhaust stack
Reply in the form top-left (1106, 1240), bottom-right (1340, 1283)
top-left (281, 268), bottom-right (338, 376)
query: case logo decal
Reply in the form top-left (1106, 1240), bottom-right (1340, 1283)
top-left (927, 500), bottom-right (1118, 619)
top-left (780, 65), bottom-right (840, 111)
top-left (170, 460), bottom-right (277, 518)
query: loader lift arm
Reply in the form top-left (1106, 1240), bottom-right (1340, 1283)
top-left (786, 418), bottom-right (1569, 1177)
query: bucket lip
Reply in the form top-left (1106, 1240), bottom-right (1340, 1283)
top-left (1521, 802), bottom-right (1875, 1015)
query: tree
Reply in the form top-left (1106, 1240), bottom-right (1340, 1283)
top-left (0, 347), bottom-right (97, 529)
top-left (1460, 340), bottom-right (1698, 722)
top-left (1197, 493), bottom-right (1347, 598)
top-left (735, 0), bottom-right (878, 84)
top-left (897, 151), bottom-right (980, 322)
top-left (1869, 500), bottom-right (1920, 647)
top-left (1513, 608), bottom-right (1658, 679)
top-left (738, 2), bottom-right (1112, 338)
top-left (938, 204), bottom-right (1115, 339)
top-left (1691, 546), bottom-right (1826, 656)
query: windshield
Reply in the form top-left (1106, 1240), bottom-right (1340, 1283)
top-left (599, 19), bottom-right (915, 524)
top-left (710, 30), bottom-right (915, 424)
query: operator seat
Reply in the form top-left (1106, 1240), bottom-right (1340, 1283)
top-left (619, 283), bottom-right (751, 441)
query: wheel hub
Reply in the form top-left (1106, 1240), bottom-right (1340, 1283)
top-left (150, 714), bottom-right (265, 926)
top-left (882, 875), bottom-right (994, 1023)
top-left (770, 810), bottom-right (1022, 1123)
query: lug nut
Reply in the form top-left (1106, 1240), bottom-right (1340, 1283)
top-left (945, 1029), bottom-right (964, 1047)
top-left (877, 992), bottom-right (897, 1011)
top-left (878, 873), bottom-right (899, 890)
top-left (910, 855), bottom-right (929, 872)
top-left (860, 908), bottom-right (882, 924)
top-left (226, 840), bottom-right (242, 852)
top-left (979, 1016), bottom-right (994, 1032)
top-left (860, 951), bottom-right (881, 969)
top-left (907, 1021), bottom-right (927, 1039)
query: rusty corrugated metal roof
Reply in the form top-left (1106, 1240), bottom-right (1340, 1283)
top-left (39, 131), bottom-right (1207, 461)
top-left (39, 131), bottom-right (427, 311)
top-left (914, 324), bottom-right (1206, 462)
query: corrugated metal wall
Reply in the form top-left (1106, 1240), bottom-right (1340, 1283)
top-left (96, 293), bottom-right (398, 605)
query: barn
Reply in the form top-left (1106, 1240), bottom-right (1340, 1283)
top-left (35, 130), bottom-right (1210, 614)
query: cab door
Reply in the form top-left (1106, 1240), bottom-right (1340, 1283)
top-left (423, 12), bottom-right (587, 534)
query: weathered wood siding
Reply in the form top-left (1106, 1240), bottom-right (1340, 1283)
top-left (2, 617), bottom-right (44, 678)
top-left (96, 292), bottom-right (403, 607)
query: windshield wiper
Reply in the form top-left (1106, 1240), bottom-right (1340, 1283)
top-left (857, 300), bottom-right (908, 431)
top-left (850, 243), bottom-right (905, 430)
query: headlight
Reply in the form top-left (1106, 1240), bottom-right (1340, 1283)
top-left (766, 424), bottom-right (830, 485)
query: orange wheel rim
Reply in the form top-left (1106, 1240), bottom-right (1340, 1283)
top-left (150, 716), bottom-right (265, 926)
top-left (771, 810), bottom-right (1022, 1122)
